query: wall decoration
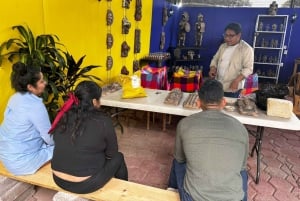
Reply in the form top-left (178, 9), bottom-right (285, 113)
top-left (106, 33), bottom-right (113, 49)
top-left (135, 0), bottom-right (142, 21)
top-left (121, 41), bottom-right (130, 57)
top-left (134, 29), bottom-right (141, 53)
top-left (106, 56), bottom-right (113, 70)
top-left (121, 66), bottom-right (129, 75)
top-left (133, 60), bottom-right (139, 72)
top-left (122, 17), bottom-right (131, 34)
top-left (106, 9), bottom-right (114, 26)
top-left (162, 7), bottom-right (168, 26)
top-left (160, 32), bottom-right (165, 50)
top-left (122, 0), bottom-right (132, 9)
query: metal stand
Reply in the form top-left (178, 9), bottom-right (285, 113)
top-left (249, 126), bottom-right (264, 184)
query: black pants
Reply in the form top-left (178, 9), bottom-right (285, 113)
top-left (53, 152), bottom-right (128, 194)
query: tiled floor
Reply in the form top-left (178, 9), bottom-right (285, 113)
top-left (32, 111), bottom-right (300, 201)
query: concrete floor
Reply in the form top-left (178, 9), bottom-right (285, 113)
top-left (32, 111), bottom-right (300, 201)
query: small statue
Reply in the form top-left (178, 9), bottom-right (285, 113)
top-left (265, 24), bottom-right (270, 31)
top-left (121, 41), bottom-right (130, 57)
top-left (268, 1), bottom-right (278, 15)
top-left (134, 29), bottom-right (141, 53)
top-left (280, 23), bottom-right (284, 31)
top-left (262, 55), bottom-right (268, 63)
top-left (258, 22), bottom-right (263, 31)
top-left (122, 0), bottom-right (131, 9)
top-left (178, 12), bottom-right (190, 47)
top-left (135, 0), bottom-right (142, 21)
top-left (195, 14), bottom-right (205, 47)
top-left (272, 24), bottom-right (277, 31)
top-left (122, 17), bottom-right (131, 34)
top-left (106, 9), bottom-right (114, 26)
top-left (106, 56), bottom-right (113, 71)
top-left (106, 33), bottom-right (113, 49)
top-left (237, 98), bottom-right (258, 116)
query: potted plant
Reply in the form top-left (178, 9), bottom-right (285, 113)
top-left (0, 25), bottom-right (101, 120)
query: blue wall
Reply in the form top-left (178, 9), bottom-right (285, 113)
top-left (150, 1), bottom-right (300, 84)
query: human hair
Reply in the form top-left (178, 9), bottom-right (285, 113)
top-left (225, 22), bottom-right (242, 34)
top-left (10, 62), bottom-right (41, 93)
top-left (55, 81), bottom-right (102, 143)
top-left (198, 79), bottom-right (224, 105)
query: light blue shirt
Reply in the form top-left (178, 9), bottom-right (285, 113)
top-left (0, 92), bottom-right (54, 175)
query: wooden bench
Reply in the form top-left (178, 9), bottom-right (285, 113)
top-left (0, 162), bottom-right (179, 201)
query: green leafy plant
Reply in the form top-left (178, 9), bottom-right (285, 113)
top-left (0, 25), bottom-right (101, 121)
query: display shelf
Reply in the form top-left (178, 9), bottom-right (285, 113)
top-left (253, 15), bottom-right (288, 83)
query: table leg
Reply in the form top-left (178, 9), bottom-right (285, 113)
top-left (249, 126), bottom-right (264, 184)
top-left (147, 112), bottom-right (150, 130)
top-left (162, 114), bottom-right (166, 131)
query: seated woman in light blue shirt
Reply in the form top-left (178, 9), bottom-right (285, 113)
top-left (0, 62), bottom-right (54, 175)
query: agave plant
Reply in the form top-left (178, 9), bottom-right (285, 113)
top-left (0, 25), bottom-right (101, 121)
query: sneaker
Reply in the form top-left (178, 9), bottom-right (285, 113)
top-left (166, 187), bottom-right (178, 192)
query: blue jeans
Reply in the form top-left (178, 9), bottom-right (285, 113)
top-left (168, 159), bottom-right (248, 201)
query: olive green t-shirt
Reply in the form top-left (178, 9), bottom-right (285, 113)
top-left (175, 110), bottom-right (248, 201)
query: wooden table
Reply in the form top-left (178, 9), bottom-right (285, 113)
top-left (101, 88), bottom-right (300, 184)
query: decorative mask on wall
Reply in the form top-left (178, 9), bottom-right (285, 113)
top-left (122, 17), bottom-right (131, 34)
top-left (106, 9), bottom-right (114, 26)
top-left (122, 0), bottom-right (132, 9)
top-left (134, 0), bottom-right (142, 21)
top-left (106, 33), bottom-right (113, 49)
top-left (121, 66), bottom-right (129, 75)
top-left (121, 41), bottom-right (130, 57)
top-left (106, 56), bottom-right (113, 71)
top-left (134, 29), bottom-right (141, 54)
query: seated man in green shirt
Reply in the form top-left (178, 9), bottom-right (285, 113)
top-left (168, 79), bottom-right (248, 201)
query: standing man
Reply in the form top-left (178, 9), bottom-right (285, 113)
top-left (209, 22), bottom-right (253, 98)
top-left (168, 79), bottom-right (249, 201)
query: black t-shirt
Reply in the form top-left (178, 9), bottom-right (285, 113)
top-left (51, 111), bottom-right (118, 177)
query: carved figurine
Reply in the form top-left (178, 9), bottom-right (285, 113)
top-left (122, 17), bottom-right (131, 34)
top-left (160, 32), bottom-right (166, 50)
top-left (121, 41), bottom-right (130, 57)
top-left (183, 93), bottom-right (198, 109)
top-left (268, 1), bottom-right (278, 15)
top-left (265, 24), bottom-right (270, 31)
top-left (121, 66), bottom-right (129, 75)
top-left (134, 29), bottom-right (141, 53)
top-left (178, 12), bottom-right (190, 47)
top-left (237, 98), bottom-right (258, 116)
top-left (122, 0), bottom-right (131, 9)
top-left (135, 0), bottom-right (142, 21)
top-left (106, 9), bottom-right (114, 26)
top-left (262, 55), bottom-right (268, 63)
top-left (272, 24), bottom-right (277, 31)
top-left (133, 60), bottom-right (139, 72)
top-left (106, 56), bottom-right (113, 71)
top-left (195, 13), bottom-right (205, 47)
top-left (280, 23), bottom-right (284, 31)
top-left (106, 33), bottom-right (113, 49)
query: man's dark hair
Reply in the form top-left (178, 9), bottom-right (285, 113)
top-left (198, 79), bottom-right (224, 105)
top-left (225, 22), bottom-right (242, 34)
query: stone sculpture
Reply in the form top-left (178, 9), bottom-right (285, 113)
top-left (106, 56), bottom-right (113, 71)
top-left (195, 13), bottom-right (205, 47)
top-left (178, 12), bottom-right (190, 47)
top-left (268, 1), bottom-right (278, 15)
